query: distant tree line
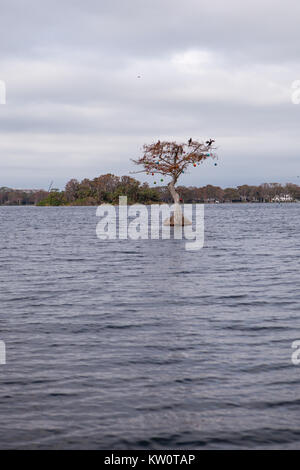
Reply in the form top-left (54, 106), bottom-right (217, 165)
top-left (0, 187), bottom-right (48, 205)
top-left (0, 177), bottom-right (299, 206)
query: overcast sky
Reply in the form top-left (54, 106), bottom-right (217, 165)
top-left (0, 0), bottom-right (300, 189)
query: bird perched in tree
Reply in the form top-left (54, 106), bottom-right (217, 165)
top-left (188, 138), bottom-right (192, 145)
top-left (206, 139), bottom-right (215, 146)
top-left (157, 140), bottom-right (160, 145)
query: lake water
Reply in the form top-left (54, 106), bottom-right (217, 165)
top-left (0, 204), bottom-right (299, 449)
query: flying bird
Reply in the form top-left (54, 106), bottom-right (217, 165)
top-left (206, 139), bottom-right (215, 146)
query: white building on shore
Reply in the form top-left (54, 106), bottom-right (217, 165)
top-left (272, 194), bottom-right (294, 202)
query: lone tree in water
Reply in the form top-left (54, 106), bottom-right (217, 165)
top-left (132, 138), bottom-right (217, 225)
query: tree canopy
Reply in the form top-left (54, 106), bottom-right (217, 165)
top-left (132, 139), bottom-right (217, 185)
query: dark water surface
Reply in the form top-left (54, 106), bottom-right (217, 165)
top-left (0, 204), bottom-right (299, 449)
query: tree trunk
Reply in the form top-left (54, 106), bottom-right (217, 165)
top-left (164, 180), bottom-right (192, 226)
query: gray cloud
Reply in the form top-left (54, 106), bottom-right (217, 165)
top-left (0, 0), bottom-right (300, 189)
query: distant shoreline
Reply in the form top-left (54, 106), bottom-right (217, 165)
top-left (1, 175), bottom-right (299, 206)
top-left (0, 201), bottom-right (299, 207)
